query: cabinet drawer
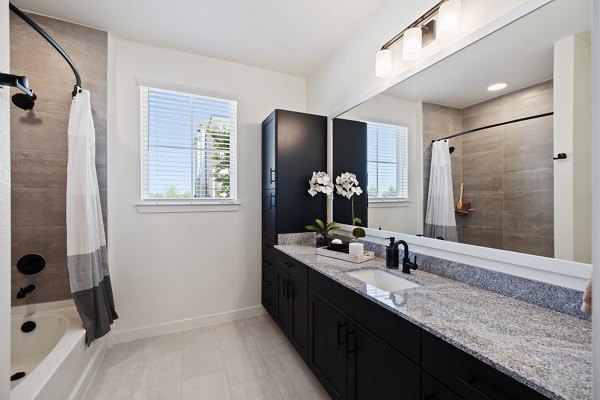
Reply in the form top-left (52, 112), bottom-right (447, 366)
top-left (422, 372), bottom-right (462, 400)
top-left (276, 251), bottom-right (307, 284)
top-left (262, 239), bottom-right (278, 259)
top-left (422, 331), bottom-right (548, 400)
top-left (308, 268), bottom-right (420, 364)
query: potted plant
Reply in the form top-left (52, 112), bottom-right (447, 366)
top-left (306, 219), bottom-right (340, 247)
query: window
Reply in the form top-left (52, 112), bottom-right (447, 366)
top-left (140, 86), bottom-right (237, 203)
top-left (366, 121), bottom-right (408, 200)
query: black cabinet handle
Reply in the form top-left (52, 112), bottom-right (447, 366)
top-left (283, 262), bottom-right (293, 268)
top-left (269, 193), bottom-right (275, 209)
top-left (337, 322), bottom-right (346, 350)
top-left (269, 167), bottom-right (275, 184)
top-left (346, 329), bottom-right (355, 354)
top-left (455, 377), bottom-right (496, 400)
top-left (286, 280), bottom-right (294, 299)
top-left (262, 243), bottom-right (272, 250)
top-left (262, 260), bottom-right (272, 267)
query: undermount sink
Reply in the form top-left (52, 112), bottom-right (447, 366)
top-left (347, 269), bottom-right (420, 292)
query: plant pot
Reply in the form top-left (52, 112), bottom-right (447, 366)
top-left (316, 237), bottom-right (329, 248)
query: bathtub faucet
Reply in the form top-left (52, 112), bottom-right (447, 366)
top-left (16, 284), bottom-right (36, 299)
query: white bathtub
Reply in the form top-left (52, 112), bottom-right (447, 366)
top-left (11, 302), bottom-right (107, 400)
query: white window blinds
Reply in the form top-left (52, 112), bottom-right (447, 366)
top-left (366, 121), bottom-right (408, 199)
top-left (140, 86), bottom-right (237, 202)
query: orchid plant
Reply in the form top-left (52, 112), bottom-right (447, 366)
top-left (308, 171), bottom-right (334, 198)
top-left (335, 172), bottom-right (365, 237)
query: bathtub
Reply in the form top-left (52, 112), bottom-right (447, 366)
top-left (11, 302), bottom-right (107, 400)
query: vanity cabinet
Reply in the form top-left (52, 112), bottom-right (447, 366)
top-left (261, 248), bottom-right (552, 400)
top-left (422, 331), bottom-right (548, 400)
top-left (272, 252), bottom-right (309, 359)
top-left (307, 288), bottom-right (420, 400)
top-left (261, 109), bottom-right (327, 243)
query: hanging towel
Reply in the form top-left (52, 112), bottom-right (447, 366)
top-left (424, 141), bottom-right (458, 241)
top-left (67, 89), bottom-right (118, 345)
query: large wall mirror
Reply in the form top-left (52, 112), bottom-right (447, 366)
top-left (333, 0), bottom-right (591, 264)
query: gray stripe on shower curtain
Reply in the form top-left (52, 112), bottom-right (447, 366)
top-left (67, 89), bottom-right (117, 345)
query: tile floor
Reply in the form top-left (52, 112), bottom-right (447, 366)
top-left (84, 314), bottom-right (331, 400)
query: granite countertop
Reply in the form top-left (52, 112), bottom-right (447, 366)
top-left (275, 244), bottom-right (592, 400)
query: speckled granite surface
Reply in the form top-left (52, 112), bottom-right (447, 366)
top-left (275, 244), bottom-right (592, 400)
top-left (344, 237), bottom-right (588, 319)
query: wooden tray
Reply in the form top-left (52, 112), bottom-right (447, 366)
top-left (316, 246), bottom-right (375, 264)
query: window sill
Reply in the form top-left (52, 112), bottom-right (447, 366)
top-left (135, 201), bottom-right (241, 214)
top-left (368, 199), bottom-right (411, 208)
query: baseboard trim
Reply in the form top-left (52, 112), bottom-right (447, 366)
top-left (110, 305), bottom-right (267, 344)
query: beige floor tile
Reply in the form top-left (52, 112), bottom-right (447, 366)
top-left (265, 351), bottom-right (331, 400)
top-left (215, 319), bottom-right (250, 341)
top-left (182, 371), bottom-right (232, 400)
top-left (230, 376), bottom-right (283, 400)
top-left (220, 335), bottom-right (270, 386)
top-left (247, 318), bottom-right (294, 358)
top-left (131, 381), bottom-right (181, 400)
top-left (243, 313), bottom-right (270, 326)
top-left (135, 350), bottom-right (182, 390)
top-left (85, 358), bottom-right (140, 399)
top-left (181, 325), bottom-right (220, 351)
top-left (143, 331), bottom-right (183, 357)
top-left (182, 343), bottom-right (225, 380)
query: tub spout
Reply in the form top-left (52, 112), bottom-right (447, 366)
top-left (17, 284), bottom-right (36, 299)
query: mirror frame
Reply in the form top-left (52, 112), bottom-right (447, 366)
top-left (326, 0), bottom-right (592, 290)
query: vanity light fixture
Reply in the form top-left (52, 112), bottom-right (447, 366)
top-left (488, 82), bottom-right (508, 91)
top-left (403, 27), bottom-right (423, 61)
top-left (375, 0), bottom-right (462, 77)
top-left (375, 49), bottom-right (393, 78)
top-left (437, 0), bottom-right (462, 40)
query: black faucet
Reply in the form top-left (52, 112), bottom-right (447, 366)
top-left (385, 237), bottom-right (418, 274)
top-left (16, 284), bottom-right (36, 299)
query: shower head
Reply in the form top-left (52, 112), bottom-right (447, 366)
top-left (12, 92), bottom-right (36, 110)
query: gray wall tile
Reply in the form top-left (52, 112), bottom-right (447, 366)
top-left (10, 13), bottom-right (107, 304)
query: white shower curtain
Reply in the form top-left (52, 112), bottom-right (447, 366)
top-left (67, 89), bottom-right (117, 345)
top-left (424, 140), bottom-right (457, 241)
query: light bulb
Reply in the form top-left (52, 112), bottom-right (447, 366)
top-left (438, 0), bottom-right (462, 40)
top-left (375, 49), bottom-right (393, 78)
top-left (403, 27), bottom-right (422, 61)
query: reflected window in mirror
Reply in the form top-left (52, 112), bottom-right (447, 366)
top-left (366, 122), bottom-right (408, 201)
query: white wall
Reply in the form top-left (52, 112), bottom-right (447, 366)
top-left (338, 94), bottom-right (423, 234)
top-left (108, 37), bottom-right (306, 339)
top-left (0, 0), bottom-right (10, 397)
top-left (554, 35), bottom-right (592, 263)
top-left (306, 0), bottom-right (548, 117)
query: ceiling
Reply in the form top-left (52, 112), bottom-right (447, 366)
top-left (11, 0), bottom-right (387, 77)
top-left (384, 0), bottom-right (591, 109)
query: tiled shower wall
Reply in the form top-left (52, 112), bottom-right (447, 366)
top-left (423, 81), bottom-right (554, 257)
top-left (10, 13), bottom-right (107, 304)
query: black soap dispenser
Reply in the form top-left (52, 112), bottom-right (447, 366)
top-left (385, 237), bottom-right (399, 269)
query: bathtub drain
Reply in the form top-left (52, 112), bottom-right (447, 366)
top-left (11, 372), bottom-right (25, 381)
top-left (21, 321), bottom-right (36, 333)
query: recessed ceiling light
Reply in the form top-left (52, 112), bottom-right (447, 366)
top-left (488, 82), bottom-right (507, 91)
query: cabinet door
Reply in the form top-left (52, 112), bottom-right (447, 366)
top-left (346, 318), bottom-right (420, 400)
top-left (262, 189), bottom-right (276, 242)
top-left (261, 262), bottom-right (276, 319)
top-left (422, 373), bottom-right (463, 400)
top-left (307, 290), bottom-right (347, 400)
top-left (262, 115), bottom-right (276, 190)
top-left (275, 268), bottom-right (290, 334)
top-left (289, 278), bottom-right (308, 359)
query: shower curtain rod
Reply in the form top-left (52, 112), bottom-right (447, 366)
top-left (431, 112), bottom-right (554, 144)
top-left (9, 2), bottom-right (82, 97)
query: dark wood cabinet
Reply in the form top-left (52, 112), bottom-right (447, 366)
top-left (275, 268), bottom-right (291, 333)
top-left (347, 318), bottom-right (420, 400)
top-left (289, 278), bottom-right (308, 358)
top-left (261, 109), bottom-right (327, 242)
top-left (422, 373), bottom-right (463, 400)
top-left (307, 290), bottom-right (348, 400)
top-left (422, 331), bottom-right (548, 400)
